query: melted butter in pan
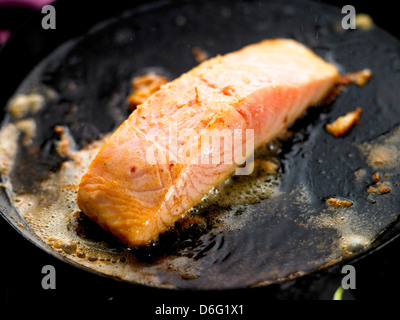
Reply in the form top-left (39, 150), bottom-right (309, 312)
top-left (3, 112), bottom-right (400, 289)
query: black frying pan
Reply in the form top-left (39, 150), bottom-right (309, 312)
top-left (1, 0), bottom-right (400, 303)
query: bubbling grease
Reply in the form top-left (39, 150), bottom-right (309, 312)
top-left (3, 107), bottom-right (284, 286)
top-left (1, 75), bottom-right (400, 288)
top-left (3, 106), bottom-right (400, 287)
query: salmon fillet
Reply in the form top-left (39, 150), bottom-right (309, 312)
top-left (77, 39), bottom-right (339, 246)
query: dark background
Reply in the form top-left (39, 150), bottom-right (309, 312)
top-left (1, 0), bottom-right (399, 309)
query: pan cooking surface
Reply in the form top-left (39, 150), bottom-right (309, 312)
top-left (1, 0), bottom-right (400, 290)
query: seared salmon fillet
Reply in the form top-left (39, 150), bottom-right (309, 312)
top-left (77, 39), bottom-right (339, 246)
